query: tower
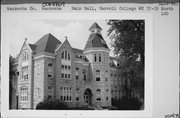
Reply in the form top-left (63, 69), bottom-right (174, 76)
top-left (84, 23), bottom-right (111, 107)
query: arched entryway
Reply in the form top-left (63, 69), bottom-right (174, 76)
top-left (84, 88), bottom-right (93, 105)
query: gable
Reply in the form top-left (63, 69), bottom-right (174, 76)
top-left (17, 40), bottom-right (33, 59)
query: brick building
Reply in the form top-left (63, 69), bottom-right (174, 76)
top-left (16, 23), bottom-right (127, 109)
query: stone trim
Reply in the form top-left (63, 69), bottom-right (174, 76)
top-left (34, 55), bottom-right (55, 60)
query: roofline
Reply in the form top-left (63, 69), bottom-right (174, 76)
top-left (83, 48), bottom-right (110, 54)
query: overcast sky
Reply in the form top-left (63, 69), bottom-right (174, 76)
top-left (5, 19), bottom-right (113, 57)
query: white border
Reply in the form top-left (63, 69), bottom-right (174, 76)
top-left (1, 12), bottom-right (153, 117)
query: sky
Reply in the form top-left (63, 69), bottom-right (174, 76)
top-left (5, 19), bottom-right (113, 57)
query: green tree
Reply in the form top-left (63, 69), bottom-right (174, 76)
top-left (9, 55), bottom-right (16, 108)
top-left (107, 20), bottom-right (144, 99)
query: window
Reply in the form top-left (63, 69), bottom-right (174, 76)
top-left (68, 74), bottom-right (71, 79)
top-left (22, 66), bottom-right (28, 80)
top-left (96, 98), bottom-right (101, 101)
top-left (104, 54), bottom-right (106, 62)
top-left (48, 68), bottom-right (52, 77)
top-left (60, 86), bottom-right (72, 102)
top-left (106, 97), bottom-right (108, 101)
top-left (61, 73), bottom-right (64, 78)
top-left (76, 75), bottom-right (79, 80)
top-left (94, 54), bottom-right (97, 62)
top-left (48, 63), bottom-right (52, 66)
top-left (61, 64), bottom-right (71, 79)
top-left (96, 89), bottom-right (101, 94)
top-left (76, 88), bottom-right (80, 91)
top-left (62, 50), bottom-right (70, 60)
top-left (76, 67), bottom-right (79, 70)
top-left (83, 69), bottom-right (87, 81)
top-left (96, 77), bottom-right (100, 81)
top-left (48, 63), bottom-right (53, 78)
top-left (22, 51), bottom-right (29, 62)
top-left (48, 86), bottom-right (53, 99)
top-left (84, 75), bottom-right (87, 81)
top-left (20, 86), bottom-right (28, 102)
top-left (68, 53), bottom-right (70, 60)
top-left (96, 89), bottom-right (101, 101)
top-left (96, 70), bottom-right (100, 81)
top-left (106, 77), bottom-right (108, 81)
top-left (62, 51), bottom-right (64, 59)
top-left (65, 50), bottom-right (67, 59)
top-left (76, 89), bottom-right (80, 102)
top-left (99, 54), bottom-right (101, 62)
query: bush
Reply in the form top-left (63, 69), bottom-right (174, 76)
top-left (36, 98), bottom-right (68, 110)
top-left (112, 97), bottom-right (143, 110)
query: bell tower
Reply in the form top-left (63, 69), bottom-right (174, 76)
top-left (83, 22), bottom-right (111, 107)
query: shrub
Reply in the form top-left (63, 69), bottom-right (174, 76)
top-left (112, 97), bottom-right (143, 110)
top-left (36, 98), bottom-right (68, 110)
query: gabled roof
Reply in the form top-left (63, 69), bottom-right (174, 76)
top-left (89, 22), bottom-right (102, 30)
top-left (84, 33), bottom-right (109, 50)
top-left (33, 33), bottom-right (62, 54)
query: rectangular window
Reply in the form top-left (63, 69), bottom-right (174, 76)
top-left (68, 74), bottom-right (71, 79)
top-left (96, 98), bottom-right (101, 101)
top-left (106, 97), bottom-right (108, 101)
top-left (76, 67), bottom-right (79, 70)
top-left (68, 66), bottom-right (71, 69)
top-left (61, 86), bottom-right (72, 102)
top-left (22, 66), bottom-right (28, 80)
top-left (96, 77), bottom-right (100, 81)
top-left (65, 74), bottom-right (67, 78)
top-left (61, 74), bottom-right (64, 78)
top-left (76, 97), bottom-right (79, 101)
top-left (61, 65), bottom-right (64, 68)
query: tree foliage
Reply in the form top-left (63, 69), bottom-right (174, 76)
top-left (36, 99), bottom-right (68, 110)
top-left (9, 55), bottom-right (16, 108)
top-left (107, 20), bottom-right (145, 99)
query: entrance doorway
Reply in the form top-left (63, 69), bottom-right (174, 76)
top-left (83, 88), bottom-right (93, 105)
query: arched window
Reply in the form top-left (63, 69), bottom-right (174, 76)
top-left (96, 89), bottom-right (101, 94)
top-left (68, 53), bottom-right (70, 60)
top-left (65, 50), bottom-right (67, 59)
top-left (94, 54), bottom-right (97, 62)
top-left (96, 69), bottom-right (100, 73)
top-left (62, 50), bottom-right (71, 60)
top-left (99, 54), bottom-right (101, 62)
top-left (22, 51), bottom-right (29, 62)
top-left (62, 51), bottom-right (64, 59)
top-left (20, 86), bottom-right (28, 102)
